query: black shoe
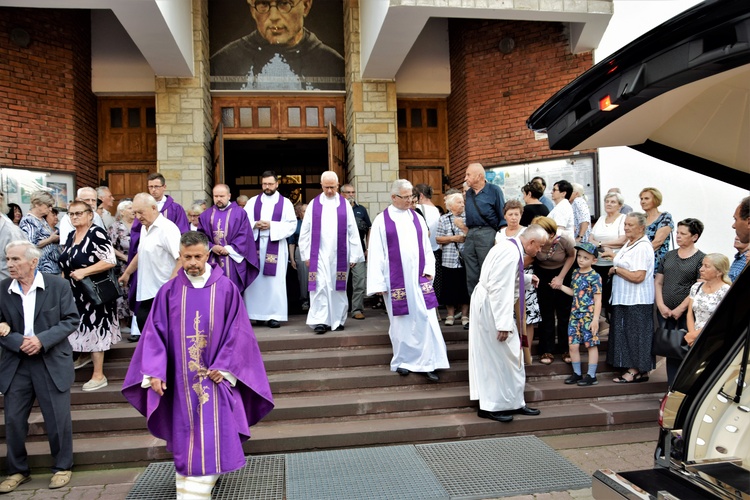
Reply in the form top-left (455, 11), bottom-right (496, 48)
top-left (266, 319), bottom-right (281, 328)
top-left (463, 322), bottom-right (470, 330)
top-left (577, 374), bottom-right (598, 386)
top-left (313, 324), bottom-right (327, 334)
top-left (334, 325), bottom-right (345, 331)
top-left (564, 373), bottom-right (582, 385)
top-left (477, 409), bottom-right (513, 423)
top-left (514, 405), bottom-right (541, 416)
top-left (128, 335), bottom-right (140, 343)
top-left (425, 371), bottom-right (439, 382)
top-left (396, 368), bottom-right (410, 376)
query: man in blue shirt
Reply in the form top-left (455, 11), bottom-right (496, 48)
top-left (463, 163), bottom-right (506, 329)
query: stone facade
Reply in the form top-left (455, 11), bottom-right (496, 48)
top-left (344, 0), bottom-right (400, 216)
top-left (154, 0), bottom-right (213, 208)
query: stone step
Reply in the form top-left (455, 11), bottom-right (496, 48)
top-left (1, 367), bottom-right (668, 438)
top-left (0, 397), bottom-right (660, 471)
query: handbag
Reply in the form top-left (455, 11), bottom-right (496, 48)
top-left (652, 327), bottom-right (689, 360)
top-left (80, 268), bottom-right (123, 306)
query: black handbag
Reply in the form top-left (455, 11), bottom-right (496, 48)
top-left (80, 269), bottom-right (123, 306)
top-left (652, 327), bottom-right (689, 360)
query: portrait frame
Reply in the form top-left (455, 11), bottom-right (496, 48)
top-left (0, 167), bottom-right (76, 215)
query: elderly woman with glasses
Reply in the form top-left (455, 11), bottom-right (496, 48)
top-left (19, 191), bottom-right (61, 274)
top-left (58, 200), bottom-right (121, 392)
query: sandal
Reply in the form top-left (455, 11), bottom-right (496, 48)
top-left (444, 317), bottom-right (455, 326)
top-left (613, 370), bottom-right (649, 384)
top-left (49, 470), bottom-right (72, 489)
top-left (562, 352), bottom-right (572, 364)
top-left (539, 353), bottom-right (554, 365)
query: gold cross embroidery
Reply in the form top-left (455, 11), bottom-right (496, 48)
top-left (187, 310), bottom-right (209, 405)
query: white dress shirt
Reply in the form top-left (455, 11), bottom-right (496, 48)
top-left (136, 214), bottom-right (182, 301)
top-left (8, 270), bottom-right (46, 337)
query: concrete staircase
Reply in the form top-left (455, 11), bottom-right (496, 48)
top-left (0, 311), bottom-right (667, 471)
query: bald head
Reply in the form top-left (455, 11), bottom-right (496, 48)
top-left (213, 184), bottom-right (231, 209)
top-left (464, 163), bottom-right (486, 190)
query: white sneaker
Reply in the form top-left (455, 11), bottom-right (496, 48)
top-left (82, 377), bottom-right (108, 391)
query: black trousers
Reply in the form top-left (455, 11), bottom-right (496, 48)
top-left (135, 298), bottom-right (155, 333)
top-left (535, 265), bottom-right (573, 355)
top-left (5, 356), bottom-right (73, 474)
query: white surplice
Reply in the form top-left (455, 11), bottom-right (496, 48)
top-left (367, 206), bottom-right (450, 373)
top-left (243, 192), bottom-right (297, 321)
top-left (299, 193), bottom-right (364, 330)
top-left (468, 238), bottom-right (532, 412)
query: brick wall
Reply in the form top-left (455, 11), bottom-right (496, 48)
top-left (447, 19), bottom-right (592, 186)
top-left (0, 8), bottom-right (98, 188)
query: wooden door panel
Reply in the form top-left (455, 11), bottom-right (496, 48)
top-left (103, 166), bottom-right (153, 205)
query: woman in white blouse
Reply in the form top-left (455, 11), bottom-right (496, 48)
top-left (608, 212), bottom-right (655, 383)
top-left (591, 191), bottom-right (628, 320)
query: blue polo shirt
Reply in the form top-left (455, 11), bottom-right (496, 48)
top-left (465, 182), bottom-right (506, 229)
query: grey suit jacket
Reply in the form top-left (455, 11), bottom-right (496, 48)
top-left (0, 273), bottom-right (79, 393)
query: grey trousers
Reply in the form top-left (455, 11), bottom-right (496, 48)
top-left (295, 246), bottom-right (309, 302)
top-left (350, 261), bottom-right (367, 313)
top-left (5, 356), bottom-right (73, 474)
top-left (464, 226), bottom-right (498, 297)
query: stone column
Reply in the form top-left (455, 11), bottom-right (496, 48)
top-left (344, 0), bottom-right (400, 216)
top-left (154, 0), bottom-right (213, 208)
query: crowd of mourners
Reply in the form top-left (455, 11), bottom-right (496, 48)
top-left (0, 168), bottom-right (748, 494)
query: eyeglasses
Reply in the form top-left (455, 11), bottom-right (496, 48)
top-left (147, 184), bottom-right (165, 190)
top-left (341, 190), bottom-right (355, 194)
top-left (393, 194), bottom-right (415, 201)
top-left (69, 210), bottom-right (91, 218)
top-left (251, 0), bottom-right (300, 14)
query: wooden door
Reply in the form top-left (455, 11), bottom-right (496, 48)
top-left (327, 122), bottom-right (347, 182)
top-left (213, 123), bottom-right (225, 185)
top-left (105, 167), bottom-right (153, 202)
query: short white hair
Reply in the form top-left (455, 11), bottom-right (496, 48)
top-left (520, 224), bottom-right (548, 244)
top-left (133, 192), bottom-right (158, 209)
top-left (5, 240), bottom-right (41, 261)
top-left (444, 193), bottom-right (463, 211)
top-left (77, 187), bottom-right (97, 198)
top-left (321, 171), bottom-right (339, 184)
top-left (116, 200), bottom-right (133, 218)
top-left (390, 179), bottom-right (413, 196)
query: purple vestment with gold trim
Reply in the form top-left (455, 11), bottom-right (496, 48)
top-left (122, 265), bottom-right (274, 476)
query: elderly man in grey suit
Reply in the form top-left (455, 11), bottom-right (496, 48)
top-left (0, 240), bottom-right (79, 493)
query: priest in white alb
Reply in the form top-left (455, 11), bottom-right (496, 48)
top-left (469, 224), bottom-right (548, 422)
top-left (243, 171), bottom-right (297, 328)
top-left (299, 171), bottom-right (364, 334)
top-left (367, 179), bottom-right (449, 382)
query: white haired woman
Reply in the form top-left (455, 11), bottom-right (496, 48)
top-left (19, 191), bottom-right (60, 274)
top-left (435, 193), bottom-right (470, 327)
top-left (108, 199), bottom-right (135, 329)
top-left (609, 212), bottom-right (655, 383)
top-left (591, 191), bottom-right (628, 320)
top-left (684, 253), bottom-right (731, 347)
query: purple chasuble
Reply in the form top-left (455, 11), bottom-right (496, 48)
top-left (308, 194), bottom-right (348, 292)
top-left (122, 265), bottom-right (274, 477)
top-left (198, 202), bottom-right (259, 292)
top-left (383, 207), bottom-right (438, 316)
top-left (253, 194), bottom-right (285, 276)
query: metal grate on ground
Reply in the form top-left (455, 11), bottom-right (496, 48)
top-left (416, 436), bottom-right (592, 499)
top-left (212, 455), bottom-right (285, 500)
top-left (285, 445), bottom-right (449, 500)
top-left (126, 462), bottom-right (176, 500)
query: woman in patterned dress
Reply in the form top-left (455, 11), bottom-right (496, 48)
top-left (684, 253), bottom-right (731, 347)
top-left (640, 187), bottom-right (674, 269)
top-left (108, 199), bottom-right (135, 328)
top-left (435, 193), bottom-right (470, 327)
top-left (18, 191), bottom-right (60, 274)
top-left (59, 200), bottom-right (121, 392)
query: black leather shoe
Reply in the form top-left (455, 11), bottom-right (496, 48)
top-left (425, 371), bottom-right (439, 382)
top-left (313, 324), bottom-right (327, 334)
top-left (514, 405), bottom-right (541, 416)
top-left (396, 368), bottom-right (410, 376)
top-left (477, 409), bottom-right (513, 422)
top-left (463, 322), bottom-right (470, 330)
top-left (267, 319), bottom-right (281, 329)
top-left (334, 325), bottom-right (345, 331)
top-left (128, 335), bottom-right (140, 343)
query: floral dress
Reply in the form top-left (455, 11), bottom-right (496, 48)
top-left (19, 213), bottom-right (60, 274)
top-left (108, 219), bottom-right (133, 320)
top-left (59, 225), bottom-right (121, 351)
top-left (690, 282), bottom-right (730, 330)
top-left (646, 212), bottom-right (674, 269)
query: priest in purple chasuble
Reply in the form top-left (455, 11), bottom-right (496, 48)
top-left (299, 171), bottom-right (364, 333)
top-left (367, 180), bottom-right (449, 382)
top-left (243, 171), bottom-right (297, 326)
top-left (198, 184), bottom-right (259, 293)
top-left (126, 176), bottom-right (189, 335)
top-left (468, 225), bottom-right (547, 423)
top-left (122, 232), bottom-right (274, 496)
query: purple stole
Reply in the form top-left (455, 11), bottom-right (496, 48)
top-left (383, 207), bottom-right (438, 316)
top-left (253, 194), bottom-right (285, 276)
top-left (511, 238), bottom-right (526, 346)
top-left (308, 194), bottom-right (348, 292)
top-left (209, 207), bottom-right (233, 277)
